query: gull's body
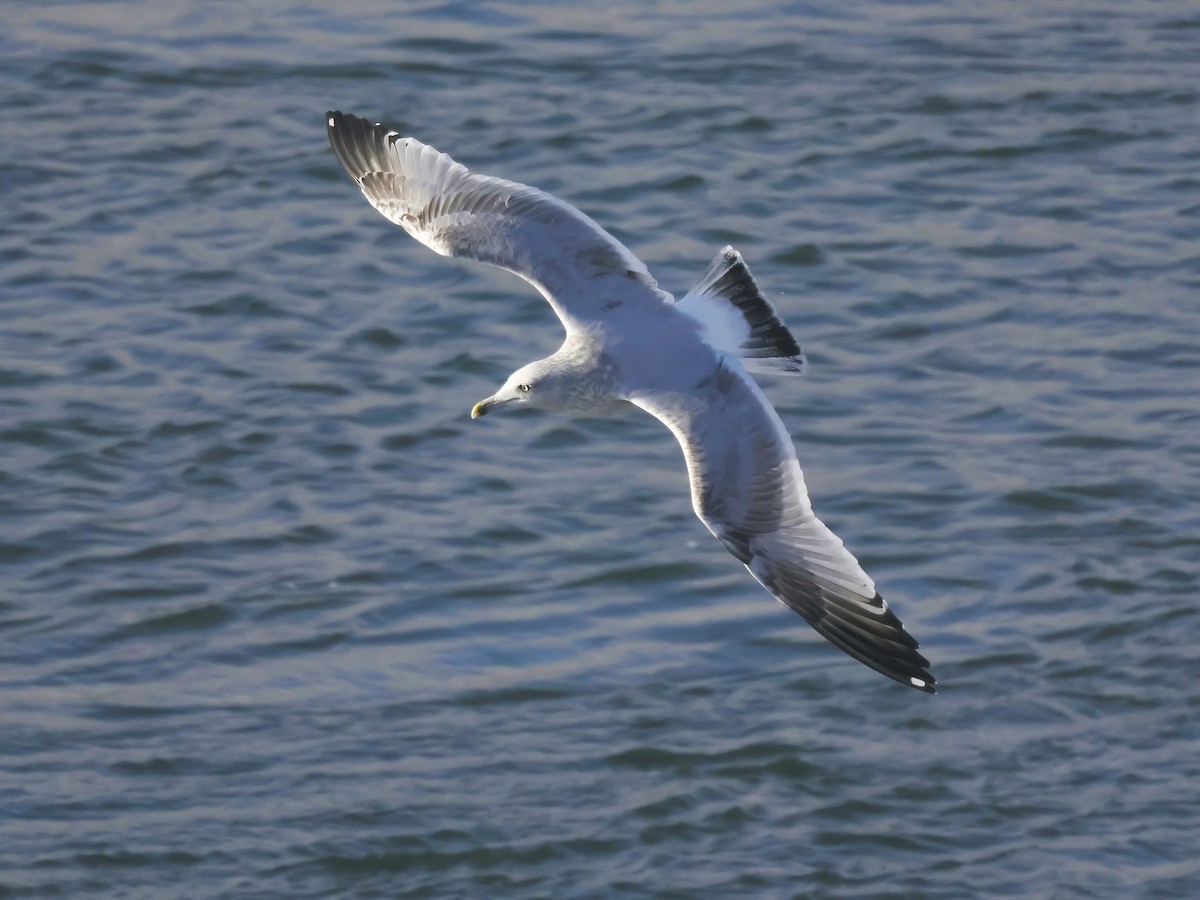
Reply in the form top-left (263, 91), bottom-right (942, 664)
top-left (326, 111), bottom-right (935, 692)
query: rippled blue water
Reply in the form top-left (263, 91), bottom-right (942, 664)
top-left (3, 1), bottom-right (1199, 896)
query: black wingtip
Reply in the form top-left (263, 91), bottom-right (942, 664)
top-left (826, 594), bottom-right (936, 693)
top-left (820, 620), bottom-right (937, 694)
top-left (793, 588), bottom-right (937, 694)
top-left (325, 109), bottom-right (350, 138)
top-left (325, 110), bottom-right (393, 185)
top-left (909, 670), bottom-right (937, 694)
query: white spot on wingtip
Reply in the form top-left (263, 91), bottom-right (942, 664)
top-left (910, 677), bottom-right (926, 688)
top-left (328, 116), bottom-right (335, 127)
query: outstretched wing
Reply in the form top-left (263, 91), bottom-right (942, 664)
top-left (631, 363), bottom-right (935, 692)
top-left (326, 111), bottom-right (671, 330)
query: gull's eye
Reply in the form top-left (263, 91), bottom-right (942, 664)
top-left (517, 383), bottom-right (532, 393)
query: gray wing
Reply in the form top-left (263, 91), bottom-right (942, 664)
top-left (326, 111), bottom-right (671, 330)
top-left (631, 362), bottom-right (936, 693)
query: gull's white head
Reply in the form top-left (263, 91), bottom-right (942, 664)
top-left (471, 352), bottom-right (616, 419)
top-left (471, 361), bottom-right (554, 419)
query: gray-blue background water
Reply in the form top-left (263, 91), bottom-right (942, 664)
top-left (3, 1), bottom-right (1198, 896)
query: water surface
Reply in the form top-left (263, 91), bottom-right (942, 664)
top-left (2, 1), bottom-right (1199, 896)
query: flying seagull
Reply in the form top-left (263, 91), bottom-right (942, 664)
top-left (326, 110), bottom-right (935, 692)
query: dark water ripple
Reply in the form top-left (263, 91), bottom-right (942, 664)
top-left (3, 0), bottom-right (1200, 896)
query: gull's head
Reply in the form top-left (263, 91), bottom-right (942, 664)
top-left (471, 363), bottom-right (546, 419)
top-left (471, 351), bottom-right (613, 419)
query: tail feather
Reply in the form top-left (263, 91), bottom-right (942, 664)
top-left (676, 247), bottom-right (806, 375)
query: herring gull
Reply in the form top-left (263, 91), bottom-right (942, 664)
top-left (326, 110), bottom-right (936, 693)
